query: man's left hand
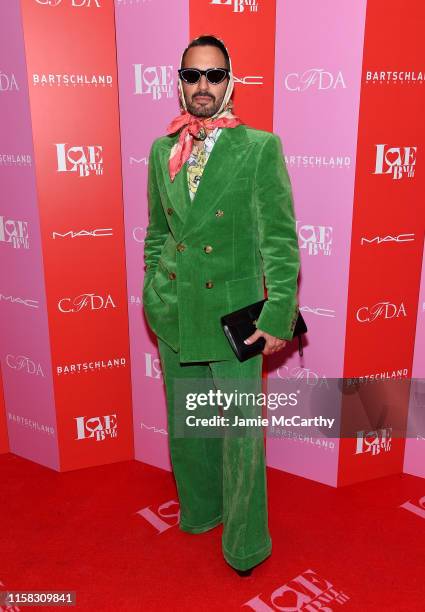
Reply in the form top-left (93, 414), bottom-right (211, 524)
top-left (244, 328), bottom-right (287, 356)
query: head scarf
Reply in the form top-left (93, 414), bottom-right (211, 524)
top-left (166, 36), bottom-right (242, 182)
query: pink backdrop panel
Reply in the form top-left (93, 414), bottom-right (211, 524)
top-left (115, 0), bottom-right (189, 470)
top-left (0, 0), bottom-right (58, 468)
top-left (267, 0), bottom-right (367, 486)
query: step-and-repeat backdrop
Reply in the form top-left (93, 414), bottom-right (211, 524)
top-left (1, 0), bottom-right (424, 486)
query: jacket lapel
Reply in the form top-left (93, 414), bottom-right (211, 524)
top-left (157, 134), bottom-right (190, 223)
top-left (157, 125), bottom-right (253, 240)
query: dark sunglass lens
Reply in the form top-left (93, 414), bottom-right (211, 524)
top-left (181, 69), bottom-right (200, 84)
top-left (207, 69), bottom-right (227, 84)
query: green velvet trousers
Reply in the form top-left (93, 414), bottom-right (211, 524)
top-left (157, 336), bottom-right (272, 571)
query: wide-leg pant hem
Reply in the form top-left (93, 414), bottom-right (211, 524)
top-left (179, 514), bottom-right (223, 534)
top-left (223, 539), bottom-right (272, 571)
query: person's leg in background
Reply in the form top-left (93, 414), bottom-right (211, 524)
top-left (157, 336), bottom-right (224, 534)
top-left (209, 354), bottom-right (272, 571)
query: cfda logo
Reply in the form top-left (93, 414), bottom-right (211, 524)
top-left (35, 0), bottom-right (100, 6)
top-left (0, 71), bottom-right (19, 91)
top-left (55, 144), bottom-right (103, 177)
top-left (285, 69), bottom-right (346, 92)
top-left (75, 414), bottom-right (117, 441)
top-left (374, 144), bottom-right (416, 180)
top-left (276, 366), bottom-right (328, 385)
top-left (356, 301), bottom-right (407, 323)
top-left (6, 355), bottom-right (45, 377)
top-left (58, 294), bottom-right (116, 313)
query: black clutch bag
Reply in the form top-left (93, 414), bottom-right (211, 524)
top-left (221, 298), bottom-right (307, 362)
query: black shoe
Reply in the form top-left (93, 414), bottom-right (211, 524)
top-left (230, 553), bottom-right (271, 576)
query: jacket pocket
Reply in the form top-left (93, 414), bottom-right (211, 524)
top-left (143, 274), bottom-right (160, 305)
top-left (151, 259), bottom-right (176, 304)
top-left (143, 283), bottom-right (160, 306)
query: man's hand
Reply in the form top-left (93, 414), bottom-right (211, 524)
top-left (244, 328), bottom-right (287, 356)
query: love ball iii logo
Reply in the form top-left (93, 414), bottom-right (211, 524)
top-left (356, 428), bottom-right (392, 455)
top-left (134, 65), bottom-right (173, 101)
top-left (297, 221), bottom-right (333, 256)
top-left (374, 144), bottom-right (416, 180)
top-left (244, 569), bottom-right (349, 611)
top-left (0, 216), bottom-right (29, 249)
top-left (210, 0), bottom-right (259, 12)
top-left (55, 144), bottom-right (103, 177)
top-left (75, 415), bottom-right (117, 442)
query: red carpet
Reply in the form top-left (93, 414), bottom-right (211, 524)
top-left (1, 453), bottom-right (425, 610)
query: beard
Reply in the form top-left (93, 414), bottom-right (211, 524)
top-left (185, 91), bottom-right (225, 118)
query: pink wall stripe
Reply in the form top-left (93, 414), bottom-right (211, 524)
top-left (0, 0), bottom-right (58, 469)
top-left (115, 0), bottom-right (189, 470)
top-left (268, 0), bottom-right (367, 485)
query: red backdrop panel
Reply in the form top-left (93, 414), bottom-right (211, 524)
top-left (20, 0), bottom-right (133, 470)
top-left (189, 0), bottom-right (276, 132)
top-left (338, 0), bottom-right (425, 485)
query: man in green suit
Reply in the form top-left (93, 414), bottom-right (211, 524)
top-left (142, 35), bottom-right (300, 575)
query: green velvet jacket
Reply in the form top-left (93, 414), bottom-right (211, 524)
top-left (142, 124), bottom-right (300, 362)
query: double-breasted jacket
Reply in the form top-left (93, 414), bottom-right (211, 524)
top-left (142, 124), bottom-right (300, 363)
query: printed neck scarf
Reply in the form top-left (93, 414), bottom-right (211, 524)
top-left (166, 109), bottom-right (241, 182)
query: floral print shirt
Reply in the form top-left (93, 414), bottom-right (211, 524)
top-left (186, 127), bottom-right (222, 200)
